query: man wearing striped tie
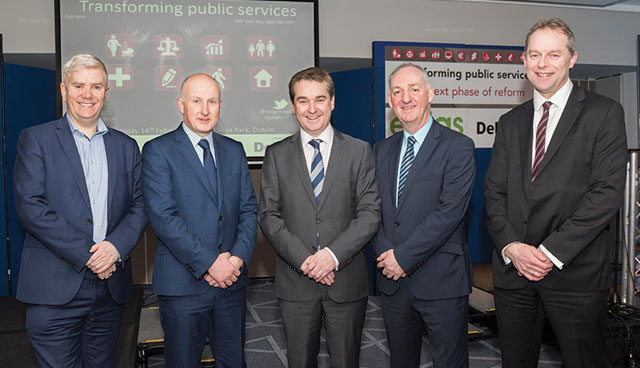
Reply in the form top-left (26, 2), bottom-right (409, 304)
top-left (484, 19), bottom-right (627, 368)
top-left (258, 67), bottom-right (381, 368)
top-left (371, 63), bottom-right (476, 368)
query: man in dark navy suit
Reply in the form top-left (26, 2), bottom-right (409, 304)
top-left (372, 63), bottom-right (475, 368)
top-left (142, 73), bottom-right (257, 368)
top-left (13, 53), bottom-right (147, 367)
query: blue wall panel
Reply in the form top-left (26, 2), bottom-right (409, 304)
top-left (2, 64), bottom-right (57, 295)
top-left (468, 148), bottom-right (494, 263)
top-left (330, 68), bottom-right (374, 145)
top-left (0, 58), bottom-right (6, 295)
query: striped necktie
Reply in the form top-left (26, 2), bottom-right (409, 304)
top-left (309, 139), bottom-right (324, 205)
top-left (398, 135), bottom-right (416, 201)
top-left (531, 101), bottom-right (552, 185)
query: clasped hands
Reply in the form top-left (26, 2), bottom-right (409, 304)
top-left (204, 252), bottom-right (243, 288)
top-left (377, 249), bottom-right (406, 280)
top-left (504, 242), bottom-right (553, 282)
top-left (301, 248), bottom-right (336, 286)
top-left (86, 241), bottom-right (119, 280)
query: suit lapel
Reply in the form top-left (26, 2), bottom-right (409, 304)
top-left (174, 127), bottom-right (218, 204)
top-left (537, 86), bottom-right (584, 176)
top-left (387, 133), bottom-right (403, 211)
top-left (289, 133), bottom-right (317, 206)
top-left (318, 129), bottom-right (345, 210)
top-left (103, 130), bottom-right (117, 215)
top-left (397, 121), bottom-right (441, 211)
top-left (55, 117), bottom-right (91, 210)
top-left (519, 101), bottom-right (534, 202)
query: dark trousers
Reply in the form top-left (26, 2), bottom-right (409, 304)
top-left (494, 284), bottom-right (608, 368)
top-left (278, 287), bottom-right (367, 368)
top-left (381, 279), bottom-right (469, 368)
top-left (158, 286), bottom-right (246, 368)
top-left (25, 271), bottom-right (123, 368)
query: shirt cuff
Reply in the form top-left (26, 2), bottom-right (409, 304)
top-left (539, 244), bottom-right (564, 269)
top-left (501, 242), bottom-right (515, 265)
top-left (324, 247), bottom-right (340, 271)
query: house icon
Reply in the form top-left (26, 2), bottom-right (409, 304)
top-left (253, 69), bottom-right (273, 88)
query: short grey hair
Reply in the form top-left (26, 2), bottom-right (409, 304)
top-left (388, 63), bottom-right (430, 90)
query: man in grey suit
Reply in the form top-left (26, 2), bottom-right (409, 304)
top-left (258, 67), bottom-right (380, 368)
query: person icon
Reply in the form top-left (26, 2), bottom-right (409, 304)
top-left (107, 35), bottom-right (122, 58)
top-left (256, 39), bottom-right (266, 57)
top-left (248, 43), bottom-right (256, 57)
top-left (266, 40), bottom-right (275, 57)
top-left (211, 68), bottom-right (226, 89)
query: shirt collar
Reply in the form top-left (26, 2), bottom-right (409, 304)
top-left (533, 78), bottom-right (573, 111)
top-left (65, 113), bottom-right (108, 137)
top-left (182, 122), bottom-right (213, 146)
top-left (300, 125), bottom-right (334, 147)
top-left (403, 115), bottom-right (433, 145)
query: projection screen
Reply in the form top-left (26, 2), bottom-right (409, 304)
top-left (57, 0), bottom-right (317, 160)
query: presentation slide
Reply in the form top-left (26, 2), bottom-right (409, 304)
top-left (58, 0), bottom-right (316, 158)
top-left (374, 42), bottom-right (530, 148)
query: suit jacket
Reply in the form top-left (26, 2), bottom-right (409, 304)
top-left (14, 116), bottom-right (147, 305)
top-left (258, 128), bottom-right (380, 303)
top-left (371, 121), bottom-right (475, 300)
top-left (142, 126), bottom-right (257, 296)
top-left (485, 85), bottom-right (628, 291)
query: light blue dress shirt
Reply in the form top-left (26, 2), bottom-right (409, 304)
top-left (396, 116), bottom-right (433, 206)
top-left (66, 114), bottom-right (109, 244)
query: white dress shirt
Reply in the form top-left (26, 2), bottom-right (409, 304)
top-left (299, 126), bottom-right (339, 269)
top-left (502, 79), bottom-right (574, 270)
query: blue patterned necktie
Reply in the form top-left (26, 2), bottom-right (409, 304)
top-left (398, 135), bottom-right (416, 201)
top-left (309, 139), bottom-right (324, 205)
top-left (198, 139), bottom-right (218, 198)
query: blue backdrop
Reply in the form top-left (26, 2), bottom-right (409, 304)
top-left (0, 64), bottom-right (57, 295)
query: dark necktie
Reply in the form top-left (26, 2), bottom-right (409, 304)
top-left (531, 101), bottom-right (552, 185)
top-left (309, 139), bottom-right (324, 205)
top-left (198, 139), bottom-right (218, 198)
top-left (398, 135), bottom-right (416, 201)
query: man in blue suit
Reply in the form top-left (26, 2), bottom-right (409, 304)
top-left (372, 63), bottom-right (475, 368)
top-left (142, 73), bottom-right (258, 368)
top-left (13, 53), bottom-right (147, 367)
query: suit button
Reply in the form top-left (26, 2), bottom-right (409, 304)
top-left (394, 221), bottom-right (400, 227)
top-left (87, 219), bottom-right (93, 225)
top-left (219, 216), bottom-right (223, 221)
top-left (218, 244), bottom-right (222, 250)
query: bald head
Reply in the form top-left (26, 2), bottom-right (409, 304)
top-left (180, 73), bottom-right (220, 99)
